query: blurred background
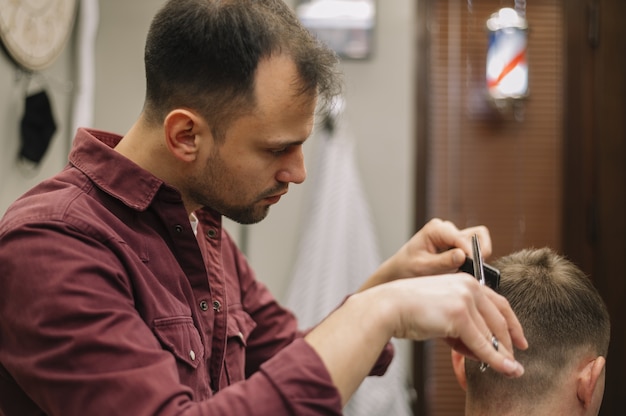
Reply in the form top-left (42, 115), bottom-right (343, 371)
top-left (0, 0), bottom-right (623, 414)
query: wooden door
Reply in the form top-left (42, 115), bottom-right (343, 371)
top-left (414, 0), bottom-right (564, 412)
top-left (414, 0), bottom-right (626, 414)
top-left (563, 0), bottom-right (626, 414)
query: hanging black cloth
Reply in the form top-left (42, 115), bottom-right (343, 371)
top-left (19, 90), bottom-right (57, 164)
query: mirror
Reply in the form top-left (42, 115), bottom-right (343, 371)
top-left (296, 0), bottom-right (376, 60)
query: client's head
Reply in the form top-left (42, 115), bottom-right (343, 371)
top-left (452, 247), bottom-right (610, 416)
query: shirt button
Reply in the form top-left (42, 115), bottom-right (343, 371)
top-left (213, 300), bottom-right (221, 312)
top-left (199, 300), bottom-right (209, 311)
top-left (189, 350), bottom-right (196, 361)
top-left (174, 224), bottom-right (184, 233)
top-left (206, 229), bottom-right (218, 238)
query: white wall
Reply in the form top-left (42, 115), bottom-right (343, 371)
top-left (1, 0), bottom-right (416, 304)
top-left (242, 0), bottom-right (417, 300)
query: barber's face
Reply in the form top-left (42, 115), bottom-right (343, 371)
top-left (187, 55), bottom-right (316, 224)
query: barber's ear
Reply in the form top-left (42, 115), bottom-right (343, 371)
top-left (577, 356), bottom-right (606, 409)
top-left (451, 350), bottom-right (468, 391)
top-left (163, 109), bottom-right (210, 162)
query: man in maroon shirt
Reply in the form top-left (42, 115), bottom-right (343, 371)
top-left (0, 1), bottom-right (527, 415)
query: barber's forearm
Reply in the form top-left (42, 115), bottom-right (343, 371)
top-left (303, 289), bottom-right (394, 405)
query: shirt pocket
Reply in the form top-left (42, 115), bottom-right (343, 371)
top-left (225, 306), bottom-right (257, 383)
top-left (153, 316), bottom-right (204, 370)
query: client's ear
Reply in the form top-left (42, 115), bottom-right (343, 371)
top-left (577, 356), bottom-right (606, 410)
top-left (451, 350), bottom-right (468, 391)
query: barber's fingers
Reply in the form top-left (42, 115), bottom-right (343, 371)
top-left (410, 219), bottom-right (492, 275)
top-left (446, 279), bottom-right (526, 377)
top-left (420, 218), bottom-right (491, 257)
top-left (397, 274), bottom-right (525, 377)
top-left (400, 224), bottom-right (467, 276)
top-left (455, 225), bottom-right (492, 258)
top-left (411, 247), bottom-right (467, 277)
top-left (456, 318), bottom-right (525, 377)
top-left (447, 315), bottom-right (525, 378)
top-left (419, 218), bottom-right (461, 254)
top-left (483, 285), bottom-right (528, 352)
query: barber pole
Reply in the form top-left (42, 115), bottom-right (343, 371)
top-left (486, 8), bottom-right (528, 100)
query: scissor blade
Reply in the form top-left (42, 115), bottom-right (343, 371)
top-left (472, 234), bottom-right (486, 286)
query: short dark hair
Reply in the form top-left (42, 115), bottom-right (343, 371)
top-left (465, 248), bottom-right (610, 407)
top-left (143, 0), bottom-right (341, 139)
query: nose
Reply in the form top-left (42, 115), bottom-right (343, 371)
top-left (276, 147), bottom-right (306, 184)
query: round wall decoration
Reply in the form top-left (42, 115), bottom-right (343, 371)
top-left (0, 0), bottom-right (79, 71)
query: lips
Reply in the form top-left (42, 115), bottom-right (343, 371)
top-left (263, 190), bottom-right (287, 204)
top-left (264, 195), bottom-right (281, 204)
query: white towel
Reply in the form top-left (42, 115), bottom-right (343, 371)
top-left (285, 102), bottom-right (413, 416)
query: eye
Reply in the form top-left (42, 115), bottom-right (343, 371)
top-left (270, 146), bottom-right (289, 155)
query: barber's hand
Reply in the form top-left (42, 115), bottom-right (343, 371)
top-left (359, 218), bottom-right (491, 291)
top-left (305, 271), bottom-right (526, 403)
top-left (376, 273), bottom-right (527, 377)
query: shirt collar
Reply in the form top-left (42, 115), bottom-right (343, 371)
top-left (69, 128), bottom-right (173, 211)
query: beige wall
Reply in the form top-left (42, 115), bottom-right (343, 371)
top-left (0, 0), bottom-right (416, 303)
top-left (0, 32), bottom-right (75, 215)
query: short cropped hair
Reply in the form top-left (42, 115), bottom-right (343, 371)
top-left (465, 248), bottom-right (610, 408)
top-left (143, 0), bottom-right (341, 139)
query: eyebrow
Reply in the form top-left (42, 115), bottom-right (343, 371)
top-left (266, 137), bottom-right (308, 148)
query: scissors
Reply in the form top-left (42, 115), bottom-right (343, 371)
top-left (472, 234), bottom-right (499, 372)
top-left (472, 234), bottom-right (487, 288)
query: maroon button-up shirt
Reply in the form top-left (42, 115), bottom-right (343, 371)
top-left (0, 129), bottom-right (392, 416)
